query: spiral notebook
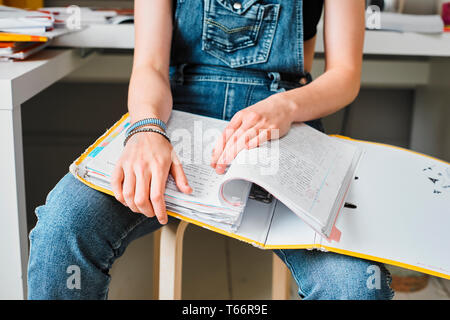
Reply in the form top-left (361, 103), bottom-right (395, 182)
top-left (70, 111), bottom-right (450, 280)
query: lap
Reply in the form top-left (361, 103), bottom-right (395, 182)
top-left (32, 174), bottom-right (393, 299)
top-left (30, 172), bottom-right (169, 255)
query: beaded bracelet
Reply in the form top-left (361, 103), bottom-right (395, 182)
top-left (128, 122), bottom-right (166, 133)
top-left (123, 127), bottom-right (171, 147)
top-left (126, 118), bottom-right (167, 135)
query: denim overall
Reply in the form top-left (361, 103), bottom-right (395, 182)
top-left (169, 0), bottom-right (322, 126)
top-left (27, 0), bottom-right (394, 299)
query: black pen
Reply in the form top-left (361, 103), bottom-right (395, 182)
top-left (344, 202), bottom-right (357, 209)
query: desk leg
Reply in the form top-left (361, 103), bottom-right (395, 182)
top-left (411, 87), bottom-right (450, 161)
top-left (410, 59), bottom-right (450, 162)
top-left (0, 105), bottom-right (28, 299)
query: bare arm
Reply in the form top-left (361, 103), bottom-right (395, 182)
top-left (211, 0), bottom-right (365, 174)
top-left (111, 0), bottom-right (192, 224)
top-left (128, 0), bottom-right (173, 123)
top-left (275, 0), bottom-right (365, 121)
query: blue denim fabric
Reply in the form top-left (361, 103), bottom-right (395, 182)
top-left (27, 67), bottom-right (394, 299)
top-left (27, 0), bottom-right (394, 300)
top-left (171, 0), bottom-right (305, 73)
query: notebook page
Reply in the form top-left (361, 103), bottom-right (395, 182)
top-left (165, 111), bottom-right (250, 214)
top-left (81, 111), bottom-right (249, 217)
top-left (223, 122), bottom-right (358, 236)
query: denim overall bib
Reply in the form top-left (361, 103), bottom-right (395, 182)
top-left (169, 0), bottom-right (323, 131)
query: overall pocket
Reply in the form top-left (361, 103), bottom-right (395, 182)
top-left (202, 0), bottom-right (280, 68)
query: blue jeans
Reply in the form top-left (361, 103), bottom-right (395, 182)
top-left (27, 66), bottom-right (394, 300)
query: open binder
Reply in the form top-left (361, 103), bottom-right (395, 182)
top-left (70, 112), bottom-right (450, 280)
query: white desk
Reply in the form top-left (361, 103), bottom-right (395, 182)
top-left (0, 49), bottom-right (94, 299)
top-left (51, 24), bottom-right (450, 57)
top-left (1, 25), bottom-right (449, 299)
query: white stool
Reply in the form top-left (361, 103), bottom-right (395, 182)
top-left (152, 219), bottom-right (292, 300)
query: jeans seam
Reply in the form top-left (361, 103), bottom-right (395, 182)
top-left (181, 77), bottom-right (303, 91)
top-left (244, 84), bottom-right (255, 109)
top-left (183, 76), bottom-right (266, 85)
top-left (296, 0), bottom-right (304, 74)
top-left (222, 82), bottom-right (229, 120)
top-left (105, 215), bottom-right (150, 267)
top-left (277, 249), bottom-right (308, 299)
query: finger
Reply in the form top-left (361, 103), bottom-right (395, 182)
top-left (214, 126), bottom-right (246, 173)
top-left (215, 127), bottom-right (259, 174)
top-left (246, 128), bottom-right (273, 150)
top-left (211, 126), bottom-right (237, 168)
top-left (213, 113), bottom-right (260, 169)
top-left (150, 164), bottom-right (170, 224)
top-left (211, 113), bottom-right (243, 167)
top-left (111, 163), bottom-right (126, 205)
top-left (171, 152), bottom-right (192, 194)
top-left (122, 167), bottom-right (139, 213)
top-left (134, 168), bottom-right (155, 217)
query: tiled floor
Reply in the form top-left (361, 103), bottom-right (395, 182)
top-left (108, 223), bottom-right (450, 300)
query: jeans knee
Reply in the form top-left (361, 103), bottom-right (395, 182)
top-left (323, 264), bottom-right (393, 300)
top-left (316, 260), bottom-right (393, 300)
top-left (277, 249), bottom-right (395, 300)
top-left (28, 173), bottom-right (119, 267)
top-left (31, 174), bottom-right (98, 237)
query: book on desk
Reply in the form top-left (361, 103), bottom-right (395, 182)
top-left (70, 110), bottom-right (450, 280)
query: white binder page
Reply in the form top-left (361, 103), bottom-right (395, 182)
top-left (265, 201), bottom-right (316, 248)
top-left (324, 140), bottom-right (450, 278)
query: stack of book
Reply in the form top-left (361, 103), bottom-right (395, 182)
top-left (0, 37), bottom-right (48, 61)
top-left (0, 5), bottom-right (53, 60)
top-left (0, 5), bottom-right (100, 61)
top-left (41, 7), bottom-right (121, 26)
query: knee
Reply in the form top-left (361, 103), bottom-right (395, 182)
top-left (279, 250), bottom-right (394, 300)
top-left (29, 173), bottom-right (116, 253)
top-left (311, 260), bottom-right (394, 300)
top-left (33, 174), bottom-right (93, 231)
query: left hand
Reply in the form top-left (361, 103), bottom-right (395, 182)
top-left (210, 94), bottom-right (295, 174)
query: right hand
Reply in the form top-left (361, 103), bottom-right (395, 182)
top-left (110, 129), bottom-right (192, 224)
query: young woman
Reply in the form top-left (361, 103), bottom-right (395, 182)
top-left (27, 0), bottom-right (394, 299)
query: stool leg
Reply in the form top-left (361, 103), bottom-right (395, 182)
top-left (272, 253), bottom-right (291, 300)
top-left (152, 229), bottom-right (161, 300)
top-left (158, 220), bottom-right (189, 300)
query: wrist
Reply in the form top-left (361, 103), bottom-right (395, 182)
top-left (128, 110), bottom-right (168, 125)
top-left (128, 102), bottom-right (172, 124)
top-left (271, 90), bottom-right (312, 123)
top-left (124, 127), bottom-right (171, 147)
top-left (127, 118), bottom-right (168, 134)
top-left (270, 92), bottom-right (299, 122)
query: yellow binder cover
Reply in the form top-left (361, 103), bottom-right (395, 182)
top-left (70, 113), bottom-right (450, 280)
